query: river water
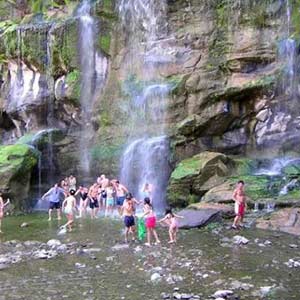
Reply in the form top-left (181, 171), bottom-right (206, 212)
top-left (0, 214), bottom-right (300, 299)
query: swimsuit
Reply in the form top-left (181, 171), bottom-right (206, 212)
top-left (107, 198), bottom-right (114, 206)
top-left (116, 196), bottom-right (125, 206)
top-left (89, 197), bottom-right (99, 209)
top-left (145, 216), bottom-right (156, 228)
top-left (124, 215), bottom-right (135, 228)
top-left (80, 192), bottom-right (88, 201)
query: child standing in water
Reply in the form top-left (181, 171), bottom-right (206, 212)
top-left (158, 208), bottom-right (183, 244)
top-left (62, 189), bottom-right (77, 232)
top-left (105, 181), bottom-right (115, 217)
top-left (0, 193), bottom-right (9, 233)
top-left (142, 197), bottom-right (160, 246)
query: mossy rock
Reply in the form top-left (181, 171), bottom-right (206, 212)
top-left (233, 157), bottom-right (258, 176)
top-left (0, 144), bottom-right (38, 210)
top-left (282, 164), bottom-right (300, 177)
top-left (167, 151), bottom-right (232, 207)
top-left (228, 175), bottom-right (277, 200)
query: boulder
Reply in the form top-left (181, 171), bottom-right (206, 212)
top-left (176, 209), bottom-right (222, 229)
top-left (202, 182), bottom-right (235, 203)
top-left (188, 202), bottom-right (235, 218)
top-left (256, 208), bottom-right (300, 236)
top-left (0, 144), bottom-right (38, 209)
top-left (167, 151), bottom-right (232, 207)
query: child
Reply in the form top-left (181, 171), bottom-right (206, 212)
top-left (158, 208), bottom-right (183, 244)
top-left (62, 189), bottom-right (77, 232)
top-left (105, 181), bottom-right (115, 217)
top-left (0, 193), bottom-right (10, 233)
top-left (142, 197), bottom-right (160, 246)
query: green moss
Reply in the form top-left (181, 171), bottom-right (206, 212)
top-left (90, 140), bottom-right (124, 162)
top-left (99, 110), bottom-right (113, 127)
top-left (99, 35), bottom-right (111, 54)
top-left (233, 158), bottom-right (258, 176)
top-left (171, 156), bottom-right (202, 180)
top-left (65, 69), bottom-right (80, 103)
top-left (228, 175), bottom-right (278, 200)
top-left (0, 144), bottom-right (38, 172)
top-left (282, 164), bottom-right (300, 176)
top-left (278, 188), bottom-right (300, 200)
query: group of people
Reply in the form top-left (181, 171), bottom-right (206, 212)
top-left (41, 175), bottom-right (183, 245)
top-left (0, 177), bottom-right (247, 244)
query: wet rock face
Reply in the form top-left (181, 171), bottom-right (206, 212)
top-left (166, 0), bottom-right (299, 158)
top-left (0, 144), bottom-right (38, 209)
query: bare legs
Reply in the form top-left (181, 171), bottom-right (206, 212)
top-left (125, 226), bottom-right (136, 243)
top-left (145, 228), bottom-right (160, 246)
top-left (168, 227), bottom-right (177, 243)
top-left (48, 208), bottom-right (61, 221)
top-left (63, 214), bottom-right (74, 232)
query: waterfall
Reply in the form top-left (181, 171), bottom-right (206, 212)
top-left (118, 0), bottom-right (171, 211)
top-left (278, 0), bottom-right (296, 98)
top-left (45, 24), bottom-right (56, 185)
top-left (254, 157), bottom-right (298, 176)
top-left (76, 0), bottom-right (108, 176)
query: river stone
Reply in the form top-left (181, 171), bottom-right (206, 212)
top-left (151, 273), bottom-right (162, 282)
top-left (177, 209), bottom-right (222, 229)
top-left (0, 263), bottom-right (9, 270)
top-left (213, 290), bottom-right (234, 298)
top-left (233, 235), bottom-right (249, 245)
top-left (112, 244), bottom-right (130, 251)
top-left (256, 208), bottom-right (300, 236)
top-left (47, 239), bottom-right (62, 248)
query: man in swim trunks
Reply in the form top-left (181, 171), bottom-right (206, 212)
top-left (88, 184), bottom-right (99, 219)
top-left (99, 174), bottom-right (109, 208)
top-left (113, 180), bottom-right (128, 214)
top-left (121, 193), bottom-right (140, 243)
top-left (232, 180), bottom-right (246, 229)
top-left (42, 183), bottom-right (65, 221)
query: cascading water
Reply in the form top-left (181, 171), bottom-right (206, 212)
top-left (278, 0), bottom-right (297, 100)
top-left (118, 0), bottom-right (171, 211)
top-left (45, 24), bottom-right (56, 185)
top-left (76, 0), bottom-right (108, 176)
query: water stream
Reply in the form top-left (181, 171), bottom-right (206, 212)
top-left (1, 214), bottom-right (300, 300)
top-left (118, 0), bottom-right (171, 209)
top-left (76, 0), bottom-right (108, 176)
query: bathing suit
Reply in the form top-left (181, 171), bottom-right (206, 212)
top-left (116, 196), bottom-right (125, 206)
top-left (80, 192), bottom-right (88, 201)
top-left (170, 217), bottom-right (179, 230)
top-left (145, 216), bottom-right (156, 229)
top-left (49, 201), bottom-right (61, 210)
top-left (89, 197), bottom-right (99, 209)
top-left (124, 215), bottom-right (135, 228)
top-left (107, 198), bottom-right (114, 207)
top-left (237, 202), bottom-right (245, 217)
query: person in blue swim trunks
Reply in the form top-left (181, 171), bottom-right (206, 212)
top-left (113, 180), bottom-right (128, 215)
top-left (121, 193), bottom-right (140, 243)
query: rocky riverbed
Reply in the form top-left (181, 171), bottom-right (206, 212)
top-left (0, 213), bottom-right (299, 300)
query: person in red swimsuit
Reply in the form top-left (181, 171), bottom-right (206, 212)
top-left (232, 180), bottom-right (246, 230)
